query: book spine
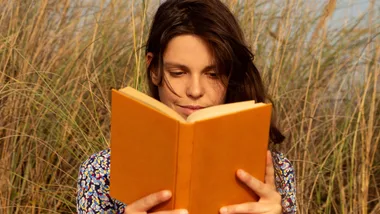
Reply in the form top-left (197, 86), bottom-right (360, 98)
top-left (174, 123), bottom-right (194, 210)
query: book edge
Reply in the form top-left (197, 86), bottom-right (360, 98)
top-left (116, 87), bottom-right (186, 122)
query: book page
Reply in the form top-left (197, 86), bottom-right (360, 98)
top-left (186, 100), bottom-right (261, 123)
top-left (119, 87), bottom-right (185, 122)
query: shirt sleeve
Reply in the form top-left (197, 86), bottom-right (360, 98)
top-left (272, 151), bottom-right (297, 214)
top-left (76, 149), bottom-right (126, 214)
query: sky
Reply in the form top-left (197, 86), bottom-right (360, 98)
top-left (329, 0), bottom-right (377, 26)
top-left (153, 0), bottom-right (378, 27)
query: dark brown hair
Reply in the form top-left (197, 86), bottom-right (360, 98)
top-left (145, 0), bottom-right (284, 144)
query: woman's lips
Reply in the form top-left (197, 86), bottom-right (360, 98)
top-left (178, 105), bottom-right (205, 116)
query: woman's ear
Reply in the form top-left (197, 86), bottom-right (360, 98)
top-left (146, 52), bottom-right (153, 67)
top-left (146, 52), bottom-right (159, 86)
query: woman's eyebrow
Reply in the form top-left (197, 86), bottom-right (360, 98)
top-left (202, 65), bottom-right (216, 72)
top-left (163, 62), bottom-right (216, 72)
top-left (164, 62), bottom-right (188, 69)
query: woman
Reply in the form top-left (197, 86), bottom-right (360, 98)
top-left (77, 0), bottom-right (296, 213)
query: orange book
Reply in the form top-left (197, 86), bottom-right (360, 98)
top-left (110, 87), bottom-right (272, 214)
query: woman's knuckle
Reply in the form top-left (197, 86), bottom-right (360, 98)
top-left (226, 206), bottom-right (234, 212)
top-left (255, 180), bottom-right (264, 189)
top-left (275, 203), bottom-right (283, 212)
top-left (143, 195), bottom-right (154, 206)
top-left (245, 175), bottom-right (254, 185)
top-left (124, 206), bottom-right (132, 214)
top-left (274, 192), bottom-right (282, 202)
top-left (246, 203), bottom-right (257, 212)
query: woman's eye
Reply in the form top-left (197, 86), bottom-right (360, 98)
top-left (169, 71), bottom-right (185, 77)
top-left (207, 72), bottom-right (218, 78)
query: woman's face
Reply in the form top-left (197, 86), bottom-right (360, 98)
top-left (150, 34), bottom-right (227, 119)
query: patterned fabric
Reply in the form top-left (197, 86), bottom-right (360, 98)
top-left (272, 152), bottom-right (297, 213)
top-left (77, 149), bottom-right (297, 213)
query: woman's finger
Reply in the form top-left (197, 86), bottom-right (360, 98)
top-left (219, 202), bottom-right (276, 214)
top-left (125, 190), bottom-right (172, 212)
top-left (264, 150), bottom-right (276, 190)
top-left (153, 209), bottom-right (188, 214)
top-left (236, 169), bottom-right (276, 198)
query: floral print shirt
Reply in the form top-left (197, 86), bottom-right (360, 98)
top-left (77, 149), bottom-right (297, 213)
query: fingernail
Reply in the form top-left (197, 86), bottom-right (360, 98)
top-left (179, 209), bottom-right (188, 214)
top-left (219, 207), bottom-right (227, 213)
top-left (162, 190), bottom-right (172, 198)
top-left (237, 169), bottom-right (246, 177)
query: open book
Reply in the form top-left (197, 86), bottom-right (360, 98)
top-left (110, 86), bottom-right (272, 213)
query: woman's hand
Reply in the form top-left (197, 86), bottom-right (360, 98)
top-left (124, 190), bottom-right (188, 214)
top-left (219, 151), bottom-right (282, 214)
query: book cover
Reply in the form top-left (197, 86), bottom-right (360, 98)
top-left (110, 87), bottom-right (272, 213)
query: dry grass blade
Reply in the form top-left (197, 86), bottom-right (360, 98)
top-left (0, 0), bottom-right (379, 213)
top-left (311, 0), bottom-right (336, 41)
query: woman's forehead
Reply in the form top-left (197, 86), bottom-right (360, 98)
top-left (163, 35), bottom-right (215, 70)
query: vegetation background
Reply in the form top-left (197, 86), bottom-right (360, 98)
top-left (0, 0), bottom-right (379, 213)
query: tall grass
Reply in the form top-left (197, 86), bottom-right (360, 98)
top-left (0, 0), bottom-right (379, 213)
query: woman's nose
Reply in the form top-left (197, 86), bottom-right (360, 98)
top-left (186, 76), bottom-right (204, 99)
